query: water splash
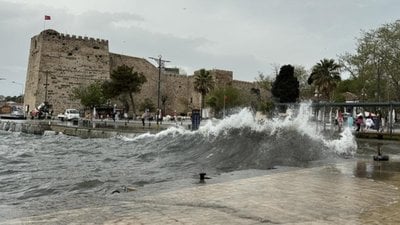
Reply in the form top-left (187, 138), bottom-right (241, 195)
top-left (121, 103), bottom-right (357, 171)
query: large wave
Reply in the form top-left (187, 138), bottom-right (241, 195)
top-left (121, 103), bottom-right (357, 173)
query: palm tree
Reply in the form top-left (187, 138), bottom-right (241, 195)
top-left (194, 69), bottom-right (215, 117)
top-left (308, 58), bottom-right (341, 101)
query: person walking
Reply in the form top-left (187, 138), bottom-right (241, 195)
top-left (141, 111), bottom-right (147, 127)
top-left (356, 115), bottom-right (363, 132)
top-left (337, 110), bottom-right (344, 132)
top-left (347, 115), bottom-right (354, 129)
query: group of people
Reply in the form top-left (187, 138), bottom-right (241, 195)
top-left (355, 115), bottom-right (379, 132)
top-left (141, 109), bottom-right (163, 127)
top-left (335, 111), bottom-right (382, 132)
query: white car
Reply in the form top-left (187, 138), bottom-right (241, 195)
top-left (58, 109), bottom-right (80, 121)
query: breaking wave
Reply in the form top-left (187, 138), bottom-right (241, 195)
top-left (121, 103), bottom-right (357, 173)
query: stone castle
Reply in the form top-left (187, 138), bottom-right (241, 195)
top-left (24, 29), bottom-right (261, 116)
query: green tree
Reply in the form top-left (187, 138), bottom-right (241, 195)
top-left (206, 86), bottom-right (243, 118)
top-left (70, 81), bottom-right (106, 109)
top-left (332, 78), bottom-right (360, 102)
top-left (103, 65), bottom-right (147, 115)
top-left (308, 59), bottom-right (341, 101)
top-left (271, 65), bottom-right (299, 103)
top-left (254, 72), bottom-right (275, 113)
top-left (294, 65), bottom-right (313, 100)
top-left (340, 20), bottom-right (400, 101)
top-left (256, 72), bottom-right (272, 92)
top-left (139, 98), bottom-right (156, 113)
top-left (194, 69), bottom-right (215, 115)
top-left (5, 95), bottom-right (24, 103)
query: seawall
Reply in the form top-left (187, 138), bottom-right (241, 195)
top-left (0, 119), bottom-right (174, 138)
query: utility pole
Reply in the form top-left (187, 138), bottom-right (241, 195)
top-left (149, 55), bottom-right (170, 110)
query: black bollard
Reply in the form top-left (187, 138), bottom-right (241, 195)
top-left (199, 172), bottom-right (211, 183)
top-left (199, 172), bottom-right (206, 181)
top-left (373, 144), bottom-right (389, 161)
top-left (373, 155), bottom-right (389, 161)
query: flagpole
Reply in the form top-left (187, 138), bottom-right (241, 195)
top-left (43, 15), bottom-right (51, 31)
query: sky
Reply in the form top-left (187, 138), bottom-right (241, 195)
top-left (0, 0), bottom-right (399, 96)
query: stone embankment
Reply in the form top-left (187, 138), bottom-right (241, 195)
top-left (0, 119), bottom-right (183, 138)
top-left (0, 119), bottom-right (51, 135)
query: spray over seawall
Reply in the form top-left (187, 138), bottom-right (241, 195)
top-left (123, 103), bottom-right (357, 172)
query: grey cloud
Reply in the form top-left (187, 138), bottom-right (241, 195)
top-left (1, 0), bottom-right (400, 96)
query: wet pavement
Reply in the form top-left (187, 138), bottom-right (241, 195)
top-left (2, 160), bottom-right (399, 225)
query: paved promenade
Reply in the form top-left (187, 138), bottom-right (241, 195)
top-left (3, 162), bottom-right (399, 224)
top-left (107, 163), bottom-right (400, 225)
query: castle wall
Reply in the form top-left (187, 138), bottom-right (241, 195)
top-left (24, 30), bottom-right (266, 119)
top-left (109, 54), bottom-right (203, 116)
top-left (210, 69), bottom-right (233, 86)
top-left (164, 74), bottom-right (201, 115)
top-left (109, 53), bottom-right (159, 115)
top-left (24, 30), bottom-right (110, 114)
top-left (24, 35), bottom-right (43, 112)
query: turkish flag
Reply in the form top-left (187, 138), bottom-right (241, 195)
top-left (44, 15), bottom-right (51, 20)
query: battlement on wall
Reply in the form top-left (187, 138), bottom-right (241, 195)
top-left (39, 29), bottom-right (108, 44)
top-left (164, 73), bottom-right (189, 79)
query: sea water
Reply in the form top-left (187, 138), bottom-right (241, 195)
top-left (0, 104), bottom-right (371, 223)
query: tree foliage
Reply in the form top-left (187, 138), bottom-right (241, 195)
top-left (340, 20), bottom-right (400, 101)
top-left (103, 65), bottom-right (147, 115)
top-left (139, 98), bottom-right (156, 112)
top-left (206, 85), bottom-right (244, 117)
top-left (194, 69), bottom-right (215, 111)
top-left (271, 65), bottom-right (299, 103)
top-left (256, 72), bottom-right (272, 92)
top-left (3, 95), bottom-right (24, 103)
top-left (294, 65), bottom-right (313, 100)
top-left (70, 82), bottom-right (106, 108)
top-left (308, 58), bottom-right (341, 101)
top-left (254, 72), bottom-right (274, 112)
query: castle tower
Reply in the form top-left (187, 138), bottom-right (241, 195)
top-left (23, 29), bottom-right (258, 118)
top-left (24, 29), bottom-right (110, 114)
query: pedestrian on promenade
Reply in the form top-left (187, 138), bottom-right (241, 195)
top-left (337, 110), bottom-right (344, 131)
top-left (347, 115), bottom-right (354, 129)
top-left (356, 115), bottom-right (363, 132)
top-left (365, 117), bottom-right (374, 130)
top-left (141, 112), bottom-right (146, 127)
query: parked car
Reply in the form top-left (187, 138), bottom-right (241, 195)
top-left (58, 109), bottom-right (80, 121)
top-left (11, 109), bottom-right (25, 119)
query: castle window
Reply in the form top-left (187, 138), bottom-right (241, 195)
top-left (93, 46), bottom-right (100, 49)
top-left (190, 98), bottom-right (193, 103)
top-left (34, 40), bottom-right (37, 49)
top-left (68, 52), bottom-right (72, 56)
